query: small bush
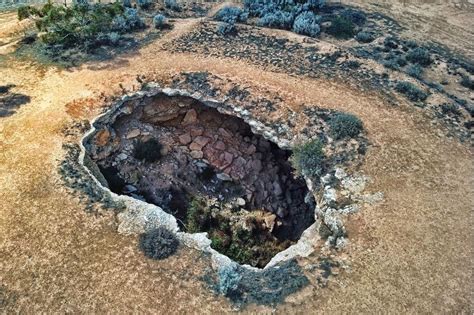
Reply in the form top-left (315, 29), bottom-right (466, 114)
top-left (258, 10), bottom-right (294, 29)
top-left (326, 16), bottom-right (356, 39)
top-left (406, 64), bottom-right (423, 79)
top-left (139, 227), bottom-right (179, 260)
top-left (383, 53), bottom-right (407, 70)
top-left (405, 40), bottom-right (418, 49)
top-left (137, 0), bottom-right (151, 9)
top-left (440, 103), bottom-right (461, 116)
top-left (395, 81), bottom-right (428, 102)
top-left (340, 8), bottom-right (366, 26)
top-left (329, 113), bottom-right (363, 140)
top-left (290, 139), bottom-right (325, 180)
top-left (355, 31), bottom-right (374, 43)
top-left (382, 59), bottom-right (399, 70)
top-left (383, 36), bottom-right (398, 49)
top-left (165, 0), bottom-right (181, 11)
top-left (214, 6), bottom-right (248, 24)
top-left (153, 14), bottom-right (167, 29)
top-left (123, 0), bottom-right (131, 8)
top-left (406, 47), bottom-right (432, 67)
top-left (18, 2), bottom-right (145, 48)
top-left (460, 75), bottom-right (474, 90)
top-left (217, 22), bottom-right (237, 36)
top-left (133, 138), bottom-right (163, 162)
top-left (345, 60), bottom-right (360, 69)
top-left (292, 11), bottom-right (321, 37)
top-left (112, 8), bottom-right (145, 32)
top-left (217, 265), bottom-right (242, 296)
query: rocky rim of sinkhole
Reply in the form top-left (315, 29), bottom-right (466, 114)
top-left (80, 84), bottom-right (382, 271)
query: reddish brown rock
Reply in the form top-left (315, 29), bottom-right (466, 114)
top-left (182, 109), bottom-right (197, 125)
top-left (194, 136), bottom-right (210, 147)
top-left (94, 129), bottom-right (111, 146)
top-left (214, 140), bottom-right (226, 151)
top-left (190, 150), bottom-right (204, 159)
top-left (218, 128), bottom-right (232, 138)
top-left (189, 126), bottom-right (204, 137)
top-left (178, 133), bottom-right (192, 145)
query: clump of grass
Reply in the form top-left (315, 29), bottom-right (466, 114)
top-left (290, 139), bottom-right (325, 180)
top-left (395, 81), bottom-right (428, 102)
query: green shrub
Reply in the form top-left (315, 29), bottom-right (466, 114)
top-left (139, 227), bottom-right (179, 260)
top-left (406, 47), bottom-right (432, 67)
top-left (340, 8), bottom-right (366, 26)
top-left (258, 10), bottom-right (294, 29)
top-left (355, 31), bottom-right (374, 43)
top-left (440, 103), bottom-right (461, 116)
top-left (214, 6), bottom-right (248, 24)
top-left (137, 0), bottom-right (152, 9)
top-left (153, 14), bottom-right (167, 29)
top-left (17, 2), bottom-right (144, 48)
top-left (345, 60), bottom-right (360, 69)
top-left (290, 139), bottom-right (325, 180)
top-left (165, 0), bottom-right (181, 11)
top-left (395, 81), bottom-right (428, 102)
top-left (185, 196), bottom-right (211, 233)
top-left (383, 36), bottom-right (398, 49)
top-left (329, 113), bottom-right (363, 140)
top-left (326, 16), bottom-right (356, 39)
top-left (217, 22), bottom-right (237, 36)
top-left (460, 75), bottom-right (474, 90)
top-left (406, 64), bottom-right (423, 79)
top-left (133, 138), bottom-right (163, 162)
top-left (292, 11), bottom-right (321, 37)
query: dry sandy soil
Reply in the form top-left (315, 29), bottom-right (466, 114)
top-left (0, 2), bottom-right (473, 313)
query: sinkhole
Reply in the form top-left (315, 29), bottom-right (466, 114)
top-left (85, 92), bottom-right (316, 268)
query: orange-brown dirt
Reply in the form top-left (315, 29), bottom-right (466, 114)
top-left (0, 2), bottom-right (473, 313)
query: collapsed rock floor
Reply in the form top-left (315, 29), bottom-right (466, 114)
top-left (87, 94), bottom-right (315, 267)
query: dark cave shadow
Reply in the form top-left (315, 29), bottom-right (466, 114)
top-left (0, 84), bottom-right (31, 118)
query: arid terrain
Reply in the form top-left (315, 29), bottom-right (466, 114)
top-left (0, 1), bottom-right (473, 313)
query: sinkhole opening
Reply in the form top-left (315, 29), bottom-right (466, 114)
top-left (86, 93), bottom-right (315, 268)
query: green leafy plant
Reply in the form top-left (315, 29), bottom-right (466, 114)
top-left (326, 16), bottom-right (356, 39)
top-left (290, 139), bottom-right (325, 180)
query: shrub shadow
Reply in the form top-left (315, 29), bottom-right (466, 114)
top-left (0, 84), bottom-right (31, 117)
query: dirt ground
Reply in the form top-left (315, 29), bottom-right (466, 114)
top-left (0, 2), bottom-right (473, 313)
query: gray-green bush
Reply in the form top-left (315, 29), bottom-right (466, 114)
top-left (139, 227), bottom-right (179, 260)
top-left (395, 81), bottom-right (428, 102)
top-left (329, 113), bottom-right (363, 140)
top-left (290, 139), bottom-right (325, 180)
